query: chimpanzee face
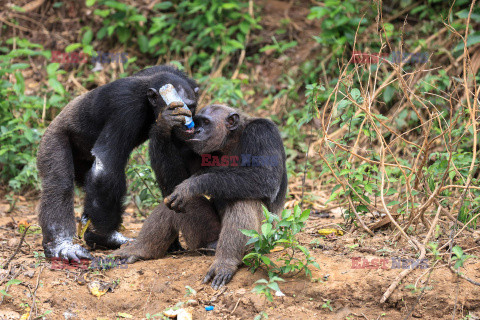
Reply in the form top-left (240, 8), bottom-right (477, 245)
top-left (187, 104), bottom-right (240, 154)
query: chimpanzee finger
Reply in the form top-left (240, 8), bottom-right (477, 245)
top-left (167, 101), bottom-right (185, 110)
top-left (203, 269), bottom-right (215, 284)
top-left (212, 274), bottom-right (225, 290)
top-left (170, 108), bottom-right (192, 117)
top-left (169, 115), bottom-right (187, 124)
top-left (59, 247), bottom-right (80, 263)
top-left (126, 255), bottom-right (140, 264)
top-left (164, 195), bottom-right (176, 208)
top-left (75, 247), bottom-right (94, 260)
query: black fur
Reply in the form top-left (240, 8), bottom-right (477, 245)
top-left (37, 65), bottom-right (200, 260)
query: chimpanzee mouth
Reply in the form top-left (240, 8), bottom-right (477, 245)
top-left (185, 128), bottom-right (195, 134)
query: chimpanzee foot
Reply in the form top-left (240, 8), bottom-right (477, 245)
top-left (203, 261), bottom-right (238, 290)
top-left (84, 230), bottom-right (132, 250)
top-left (112, 242), bottom-right (149, 264)
top-left (44, 240), bottom-right (93, 262)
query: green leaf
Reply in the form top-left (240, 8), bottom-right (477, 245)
top-left (241, 229), bottom-right (258, 237)
top-left (94, 9), bottom-right (110, 18)
top-left (86, 0), bottom-right (96, 6)
top-left (138, 35), bottom-right (149, 53)
top-left (261, 223), bottom-right (272, 237)
top-left (128, 15), bottom-right (147, 23)
top-left (6, 279), bottom-right (22, 286)
top-left (48, 78), bottom-right (65, 95)
top-left (387, 201), bottom-right (400, 207)
top-left (452, 245), bottom-right (463, 258)
top-left (46, 63), bottom-right (59, 76)
top-left (267, 282), bottom-right (281, 292)
top-left (117, 313), bottom-right (133, 319)
top-left (65, 43), bottom-right (82, 53)
top-left (10, 63), bottom-right (30, 70)
top-left (299, 209), bottom-right (310, 222)
top-left (154, 2), bottom-right (172, 10)
top-left (383, 85), bottom-right (395, 104)
top-left (260, 256), bottom-right (272, 265)
top-left (82, 29), bottom-right (93, 46)
top-left (350, 88), bottom-right (361, 101)
top-left (0, 290), bottom-right (11, 297)
top-left (364, 184), bottom-right (373, 194)
top-left (117, 27), bottom-right (131, 43)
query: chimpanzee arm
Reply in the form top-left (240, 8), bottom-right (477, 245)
top-left (149, 125), bottom-right (192, 196)
top-left (167, 120), bottom-right (285, 208)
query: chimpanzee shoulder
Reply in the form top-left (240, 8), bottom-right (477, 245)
top-left (239, 118), bottom-right (284, 152)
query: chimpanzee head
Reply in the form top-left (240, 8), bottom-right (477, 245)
top-left (145, 67), bottom-right (199, 116)
top-left (187, 104), bottom-right (243, 154)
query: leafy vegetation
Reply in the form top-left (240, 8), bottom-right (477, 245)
top-left (242, 205), bottom-right (320, 301)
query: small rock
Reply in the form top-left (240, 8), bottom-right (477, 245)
top-left (24, 270), bottom-right (35, 278)
top-left (7, 238), bottom-right (19, 247)
top-left (235, 288), bottom-right (247, 295)
top-left (64, 311), bottom-right (78, 319)
top-left (0, 310), bottom-right (21, 319)
top-left (186, 300), bottom-right (198, 306)
top-left (275, 290), bottom-right (285, 297)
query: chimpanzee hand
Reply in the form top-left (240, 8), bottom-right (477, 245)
top-left (164, 181), bottom-right (193, 212)
top-left (159, 101), bottom-right (192, 129)
top-left (203, 261), bottom-right (238, 290)
top-left (44, 239), bottom-right (93, 262)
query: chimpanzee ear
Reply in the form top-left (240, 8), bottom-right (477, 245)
top-left (147, 88), bottom-right (159, 106)
top-left (226, 112), bottom-right (240, 131)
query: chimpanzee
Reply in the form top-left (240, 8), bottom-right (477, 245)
top-left (114, 104), bottom-right (288, 289)
top-left (37, 65), bottom-right (221, 261)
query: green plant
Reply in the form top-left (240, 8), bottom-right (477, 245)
top-left (259, 36), bottom-right (297, 56)
top-left (321, 300), bottom-right (333, 312)
top-left (125, 143), bottom-right (162, 213)
top-left (253, 311), bottom-right (269, 320)
top-left (252, 276), bottom-right (285, 302)
top-left (242, 205), bottom-right (320, 277)
top-left (33, 251), bottom-right (46, 267)
top-left (184, 286), bottom-right (196, 297)
top-left (0, 38), bottom-right (65, 191)
top-left (451, 245), bottom-right (474, 270)
top-left (0, 279), bottom-right (22, 297)
top-left (308, 1), bottom-right (369, 52)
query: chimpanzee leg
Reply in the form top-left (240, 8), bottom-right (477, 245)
top-left (37, 130), bottom-right (93, 261)
top-left (179, 196), bottom-right (221, 250)
top-left (113, 197), bottom-right (221, 263)
top-left (204, 200), bottom-right (263, 289)
top-left (82, 139), bottom-right (131, 249)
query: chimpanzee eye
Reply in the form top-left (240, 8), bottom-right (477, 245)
top-left (204, 119), bottom-right (210, 125)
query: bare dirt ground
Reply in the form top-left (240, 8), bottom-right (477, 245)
top-left (1, 1), bottom-right (480, 319)
top-left (0, 195), bottom-right (479, 320)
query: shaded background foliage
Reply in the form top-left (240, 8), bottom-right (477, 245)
top-left (0, 0), bottom-right (479, 230)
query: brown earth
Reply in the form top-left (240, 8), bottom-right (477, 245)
top-left (0, 196), bottom-right (479, 320)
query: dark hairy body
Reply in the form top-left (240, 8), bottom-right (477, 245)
top-left (37, 65), bottom-right (220, 260)
top-left (115, 104), bottom-right (288, 289)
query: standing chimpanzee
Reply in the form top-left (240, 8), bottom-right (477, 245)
top-left (114, 104), bottom-right (288, 289)
top-left (37, 65), bottom-right (221, 261)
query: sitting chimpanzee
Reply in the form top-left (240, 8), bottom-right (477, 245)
top-left (114, 104), bottom-right (288, 289)
top-left (37, 65), bottom-right (221, 261)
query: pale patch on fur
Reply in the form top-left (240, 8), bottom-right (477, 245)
top-left (91, 150), bottom-right (105, 177)
top-left (108, 231), bottom-right (131, 244)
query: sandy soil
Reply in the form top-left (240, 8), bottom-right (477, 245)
top-left (0, 196), bottom-right (479, 320)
